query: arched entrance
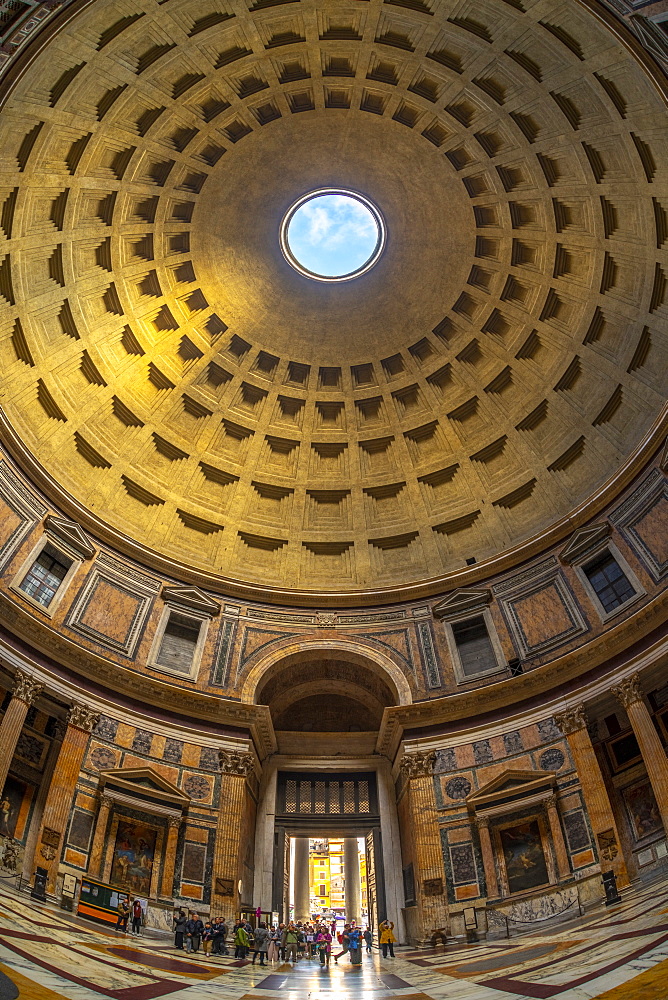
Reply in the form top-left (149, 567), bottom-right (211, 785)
top-left (247, 641), bottom-right (408, 939)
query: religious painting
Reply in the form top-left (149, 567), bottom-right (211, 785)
top-left (0, 775), bottom-right (31, 840)
top-left (623, 781), bottom-right (662, 842)
top-left (109, 820), bottom-right (157, 895)
top-left (499, 819), bottom-right (549, 894)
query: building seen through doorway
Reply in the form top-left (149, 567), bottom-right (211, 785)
top-left (289, 837), bottom-right (368, 926)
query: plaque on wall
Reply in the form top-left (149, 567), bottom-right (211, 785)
top-left (423, 877), bottom-right (444, 896)
top-left (41, 828), bottom-right (60, 848)
top-left (597, 829), bottom-right (619, 860)
top-left (215, 877), bottom-right (234, 896)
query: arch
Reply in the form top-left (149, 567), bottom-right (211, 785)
top-left (240, 636), bottom-right (413, 707)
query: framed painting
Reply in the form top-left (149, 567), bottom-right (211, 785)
top-left (499, 819), bottom-right (549, 894)
top-left (109, 819), bottom-right (157, 896)
top-left (623, 781), bottom-right (662, 841)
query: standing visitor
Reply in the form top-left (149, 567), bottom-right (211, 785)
top-left (234, 921), bottom-right (249, 959)
top-left (363, 926), bottom-right (373, 954)
top-left (282, 922), bottom-right (299, 962)
top-left (267, 924), bottom-right (280, 963)
top-left (379, 920), bottom-right (396, 958)
top-left (333, 924), bottom-right (351, 963)
top-left (186, 912), bottom-right (204, 954)
top-left (252, 921), bottom-right (269, 965)
top-left (348, 925), bottom-right (363, 966)
top-left (202, 921), bottom-right (214, 958)
top-left (131, 898), bottom-right (143, 935)
top-left (115, 897), bottom-right (130, 932)
top-left (316, 926), bottom-right (332, 967)
top-left (174, 908), bottom-right (187, 949)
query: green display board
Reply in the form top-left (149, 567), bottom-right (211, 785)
top-left (77, 877), bottom-right (129, 925)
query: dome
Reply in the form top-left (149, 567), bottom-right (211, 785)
top-left (0, 0), bottom-right (666, 600)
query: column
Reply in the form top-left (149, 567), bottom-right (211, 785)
top-left (159, 815), bottom-right (182, 899)
top-left (87, 792), bottom-right (114, 879)
top-left (210, 749), bottom-right (254, 919)
top-left (400, 751), bottom-right (448, 943)
top-left (555, 704), bottom-right (629, 887)
top-left (476, 816), bottom-right (499, 898)
top-left (0, 670), bottom-right (43, 795)
top-left (22, 719), bottom-right (65, 881)
top-left (545, 794), bottom-right (571, 879)
top-left (612, 673), bottom-right (668, 834)
top-left (37, 702), bottom-right (99, 894)
top-left (293, 837), bottom-right (310, 922)
top-left (343, 837), bottom-right (361, 923)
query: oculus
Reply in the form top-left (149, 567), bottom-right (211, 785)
top-left (280, 188), bottom-right (386, 282)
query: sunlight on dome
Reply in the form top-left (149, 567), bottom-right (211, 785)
top-left (281, 189), bottom-right (385, 281)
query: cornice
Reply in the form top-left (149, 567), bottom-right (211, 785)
top-left (0, 405), bottom-right (665, 607)
top-left (378, 589), bottom-right (668, 759)
top-left (0, 591), bottom-right (277, 759)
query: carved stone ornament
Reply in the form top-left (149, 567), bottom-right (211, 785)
top-left (399, 750), bottom-right (436, 778)
top-left (215, 876), bottom-right (234, 896)
top-left (167, 814), bottom-right (182, 830)
top-left (554, 704), bottom-right (588, 736)
top-left (219, 749), bottom-right (255, 776)
top-left (12, 669), bottom-right (43, 707)
top-left (316, 612), bottom-right (338, 626)
top-left (475, 815), bottom-right (490, 830)
top-left (39, 844), bottom-right (56, 862)
top-left (99, 793), bottom-right (115, 812)
top-left (423, 877), bottom-right (444, 896)
top-left (611, 673), bottom-right (643, 710)
top-left (67, 702), bottom-right (100, 733)
top-left (41, 827), bottom-right (60, 848)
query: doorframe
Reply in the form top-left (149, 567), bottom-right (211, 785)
top-left (253, 756), bottom-right (406, 942)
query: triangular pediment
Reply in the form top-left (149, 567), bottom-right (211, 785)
top-left (162, 585), bottom-right (221, 617)
top-left (99, 766), bottom-right (190, 805)
top-left (467, 768), bottom-right (556, 808)
top-left (44, 514), bottom-right (95, 560)
top-left (432, 588), bottom-right (491, 621)
top-left (559, 522), bottom-right (610, 565)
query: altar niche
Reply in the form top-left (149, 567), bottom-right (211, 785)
top-left (467, 769), bottom-right (570, 901)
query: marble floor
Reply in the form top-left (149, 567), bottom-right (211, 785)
top-left (0, 875), bottom-right (667, 1000)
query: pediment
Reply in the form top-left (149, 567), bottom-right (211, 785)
top-left (432, 588), bottom-right (491, 621)
top-left (44, 514), bottom-right (95, 560)
top-left (99, 766), bottom-right (190, 805)
top-left (559, 522), bottom-right (611, 565)
top-left (467, 768), bottom-right (556, 807)
top-left (162, 585), bottom-right (221, 617)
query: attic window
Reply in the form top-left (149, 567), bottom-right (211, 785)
top-left (155, 612), bottom-right (202, 674)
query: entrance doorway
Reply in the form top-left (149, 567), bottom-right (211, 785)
top-left (271, 771), bottom-right (386, 931)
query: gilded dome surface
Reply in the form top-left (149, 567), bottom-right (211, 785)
top-left (0, 0), bottom-right (666, 597)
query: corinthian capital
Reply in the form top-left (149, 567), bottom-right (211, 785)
top-left (67, 702), bottom-right (100, 733)
top-left (12, 669), bottom-right (43, 707)
top-left (219, 748), bottom-right (255, 776)
top-left (399, 750), bottom-right (436, 779)
top-left (554, 704), bottom-right (588, 736)
top-left (611, 673), bottom-right (643, 710)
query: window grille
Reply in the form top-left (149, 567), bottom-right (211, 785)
top-left (19, 548), bottom-right (70, 607)
top-left (584, 552), bottom-right (635, 613)
top-left (285, 780), bottom-right (297, 812)
top-left (298, 781), bottom-right (311, 812)
top-left (314, 780), bottom-right (326, 813)
top-left (343, 781), bottom-right (355, 813)
top-left (329, 782), bottom-right (341, 813)
top-left (452, 615), bottom-right (497, 675)
top-left (358, 780), bottom-right (369, 812)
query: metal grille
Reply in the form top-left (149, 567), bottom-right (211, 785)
top-left (298, 781), bottom-right (311, 812)
top-left (358, 780), bottom-right (369, 812)
top-left (277, 771), bottom-right (378, 818)
top-left (314, 780), bottom-right (326, 814)
top-left (329, 782), bottom-right (340, 813)
top-left (285, 779), bottom-right (297, 812)
top-left (343, 781), bottom-right (355, 813)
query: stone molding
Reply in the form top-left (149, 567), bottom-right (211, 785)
top-left (161, 585), bottom-right (221, 619)
top-left (67, 702), bottom-right (99, 733)
top-left (559, 522), bottom-right (611, 565)
top-left (219, 749), bottom-right (255, 776)
top-left (611, 672), bottom-right (643, 709)
top-left (12, 669), bottom-right (42, 706)
top-left (554, 704), bottom-right (588, 735)
top-left (400, 750), bottom-right (436, 778)
top-left (43, 514), bottom-right (95, 561)
top-left (432, 588), bottom-right (492, 622)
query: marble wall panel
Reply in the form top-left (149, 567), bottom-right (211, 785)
top-left (612, 470), bottom-right (668, 581)
top-left (0, 461), bottom-right (46, 572)
top-left (495, 560), bottom-right (588, 657)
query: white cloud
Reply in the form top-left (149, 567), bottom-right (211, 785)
top-left (296, 196), bottom-right (377, 251)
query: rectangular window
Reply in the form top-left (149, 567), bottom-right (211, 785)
top-left (451, 615), bottom-right (497, 676)
top-left (19, 547), bottom-right (71, 607)
top-left (155, 612), bottom-right (201, 673)
top-left (319, 884), bottom-right (326, 896)
top-left (583, 552), bottom-right (636, 613)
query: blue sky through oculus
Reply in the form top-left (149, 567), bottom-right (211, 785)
top-left (286, 194), bottom-right (380, 278)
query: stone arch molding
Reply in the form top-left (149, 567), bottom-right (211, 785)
top-left (241, 637), bottom-right (413, 708)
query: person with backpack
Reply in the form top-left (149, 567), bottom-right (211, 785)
top-left (333, 923), bottom-right (351, 963)
top-left (234, 921), bottom-right (249, 959)
top-left (252, 921), bottom-right (269, 965)
top-left (348, 925), bottom-right (363, 966)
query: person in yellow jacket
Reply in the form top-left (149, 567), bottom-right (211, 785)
top-left (379, 919), bottom-right (395, 958)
